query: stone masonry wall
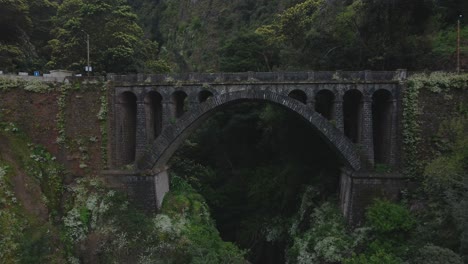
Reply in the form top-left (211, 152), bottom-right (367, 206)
top-left (0, 81), bottom-right (107, 177)
top-left (418, 88), bottom-right (468, 162)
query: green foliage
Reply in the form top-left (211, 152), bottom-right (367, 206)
top-left (0, 165), bottom-right (27, 263)
top-left (0, 0), bottom-right (32, 71)
top-left (26, 144), bottom-right (64, 214)
top-left (48, 0), bottom-right (169, 73)
top-left (219, 31), bottom-right (277, 72)
top-left (163, 177), bottom-right (247, 263)
top-left (409, 72), bottom-right (468, 94)
top-left (366, 200), bottom-right (414, 234)
top-left (374, 163), bottom-right (392, 173)
top-left (403, 73), bottom-right (468, 178)
top-left (0, 126), bottom-right (67, 263)
top-left (344, 250), bottom-right (401, 264)
top-left (98, 83), bottom-right (109, 168)
top-left (421, 111), bottom-right (468, 261)
top-left (431, 26), bottom-right (468, 68)
top-left (0, 77), bottom-right (55, 93)
top-left (413, 245), bottom-right (463, 264)
top-left (402, 76), bottom-right (422, 178)
top-left (286, 200), bottom-right (357, 264)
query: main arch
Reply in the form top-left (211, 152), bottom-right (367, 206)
top-left (136, 90), bottom-right (361, 172)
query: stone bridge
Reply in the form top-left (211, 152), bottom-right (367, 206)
top-left (104, 70), bottom-right (407, 224)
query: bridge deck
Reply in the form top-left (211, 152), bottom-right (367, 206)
top-left (108, 70), bottom-right (407, 86)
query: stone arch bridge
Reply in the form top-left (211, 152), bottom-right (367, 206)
top-left (104, 70), bottom-right (407, 224)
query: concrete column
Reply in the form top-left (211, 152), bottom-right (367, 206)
top-left (135, 99), bottom-right (147, 162)
top-left (333, 97), bottom-right (344, 131)
top-left (339, 167), bottom-right (353, 220)
top-left (154, 168), bottom-right (170, 209)
top-left (361, 94), bottom-right (374, 168)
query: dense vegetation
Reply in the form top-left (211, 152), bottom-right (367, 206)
top-left (1, 0), bottom-right (467, 73)
top-left (1, 74), bottom-right (467, 262)
top-left (165, 81), bottom-right (468, 263)
top-left (1, 0), bottom-right (468, 263)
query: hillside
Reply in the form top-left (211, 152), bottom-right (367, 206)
top-left (1, 0), bottom-right (467, 73)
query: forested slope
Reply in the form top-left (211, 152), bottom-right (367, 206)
top-left (1, 0), bottom-right (467, 73)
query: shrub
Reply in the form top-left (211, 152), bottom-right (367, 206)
top-left (413, 245), bottom-right (463, 264)
top-left (366, 200), bottom-right (414, 234)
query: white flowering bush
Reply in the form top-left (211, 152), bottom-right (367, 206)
top-left (284, 186), bottom-right (377, 264)
top-left (25, 144), bottom-right (64, 212)
top-left (63, 178), bottom-right (113, 243)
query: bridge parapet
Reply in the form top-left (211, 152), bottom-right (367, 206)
top-left (107, 70), bottom-right (406, 86)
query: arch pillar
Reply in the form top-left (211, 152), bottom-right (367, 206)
top-left (114, 101), bottom-right (124, 166)
top-left (135, 98), bottom-right (147, 161)
top-left (388, 99), bottom-right (397, 167)
top-left (333, 98), bottom-right (344, 131)
top-left (361, 94), bottom-right (374, 168)
top-left (188, 99), bottom-right (199, 112)
top-left (161, 99), bottom-right (174, 126)
top-left (307, 97), bottom-right (315, 110)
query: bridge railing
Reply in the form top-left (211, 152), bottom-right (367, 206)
top-left (108, 70), bottom-right (407, 85)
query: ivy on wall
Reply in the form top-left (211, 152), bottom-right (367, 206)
top-left (56, 84), bottom-right (69, 145)
top-left (403, 72), bottom-right (468, 178)
top-left (97, 82), bottom-right (109, 169)
top-left (0, 77), bottom-right (56, 93)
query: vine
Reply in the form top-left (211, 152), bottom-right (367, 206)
top-left (56, 84), bottom-right (70, 146)
top-left (97, 82), bottom-right (109, 168)
top-left (402, 72), bottom-right (468, 178)
top-left (0, 77), bottom-right (55, 93)
top-left (402, 78), bottom-right (422, 178)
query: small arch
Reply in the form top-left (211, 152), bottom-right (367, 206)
top-left (288, 89), bottom-right (307, 104)
top-left (315, 89), bottom-right (335, 120)
top-left (343, 89), bottom-right (363, 143)
top-left (372, 89), bottom-right (393, 164)
top-left (145, 91), bottom-right (163, 142)
top-left (117, 91), bottom-right (137, 165)
top-left (198, 90), bottom-right (214, 103)
top-left (172, 91), bottom-right (188, 118)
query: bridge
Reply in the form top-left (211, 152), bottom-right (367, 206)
top-left (104, 70), bottom-right (407, 224)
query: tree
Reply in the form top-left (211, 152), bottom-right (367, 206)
top-left (48, 0), bottom-right (168, 73)
top-left (219, 31), bottom-right (276, 72)
top-left (0, 0), bottom-right (31, 72)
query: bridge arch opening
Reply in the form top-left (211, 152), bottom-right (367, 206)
top-left (139, 91), bottom-right (360, 171)
top-left (144, 91), bottom-right (163, 142)
top-left (315, 89), bottom-right (334, 120)
top-left (288, 89), bottom-right (307, 104)
top-left (168, 101), bottom-right (343, 264)
top-left (198, 90), bottom-right (214, 103)
top-left (343, 89), bottom-right (363, 143)
top-left (135, 90), bottom-right (361, 263)
top-left (172, 91), bottom-right (188, 118)
top-left (117, 91), bottom-right (137, 165)
top-left (372, 89), bottom-right (393, 164)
